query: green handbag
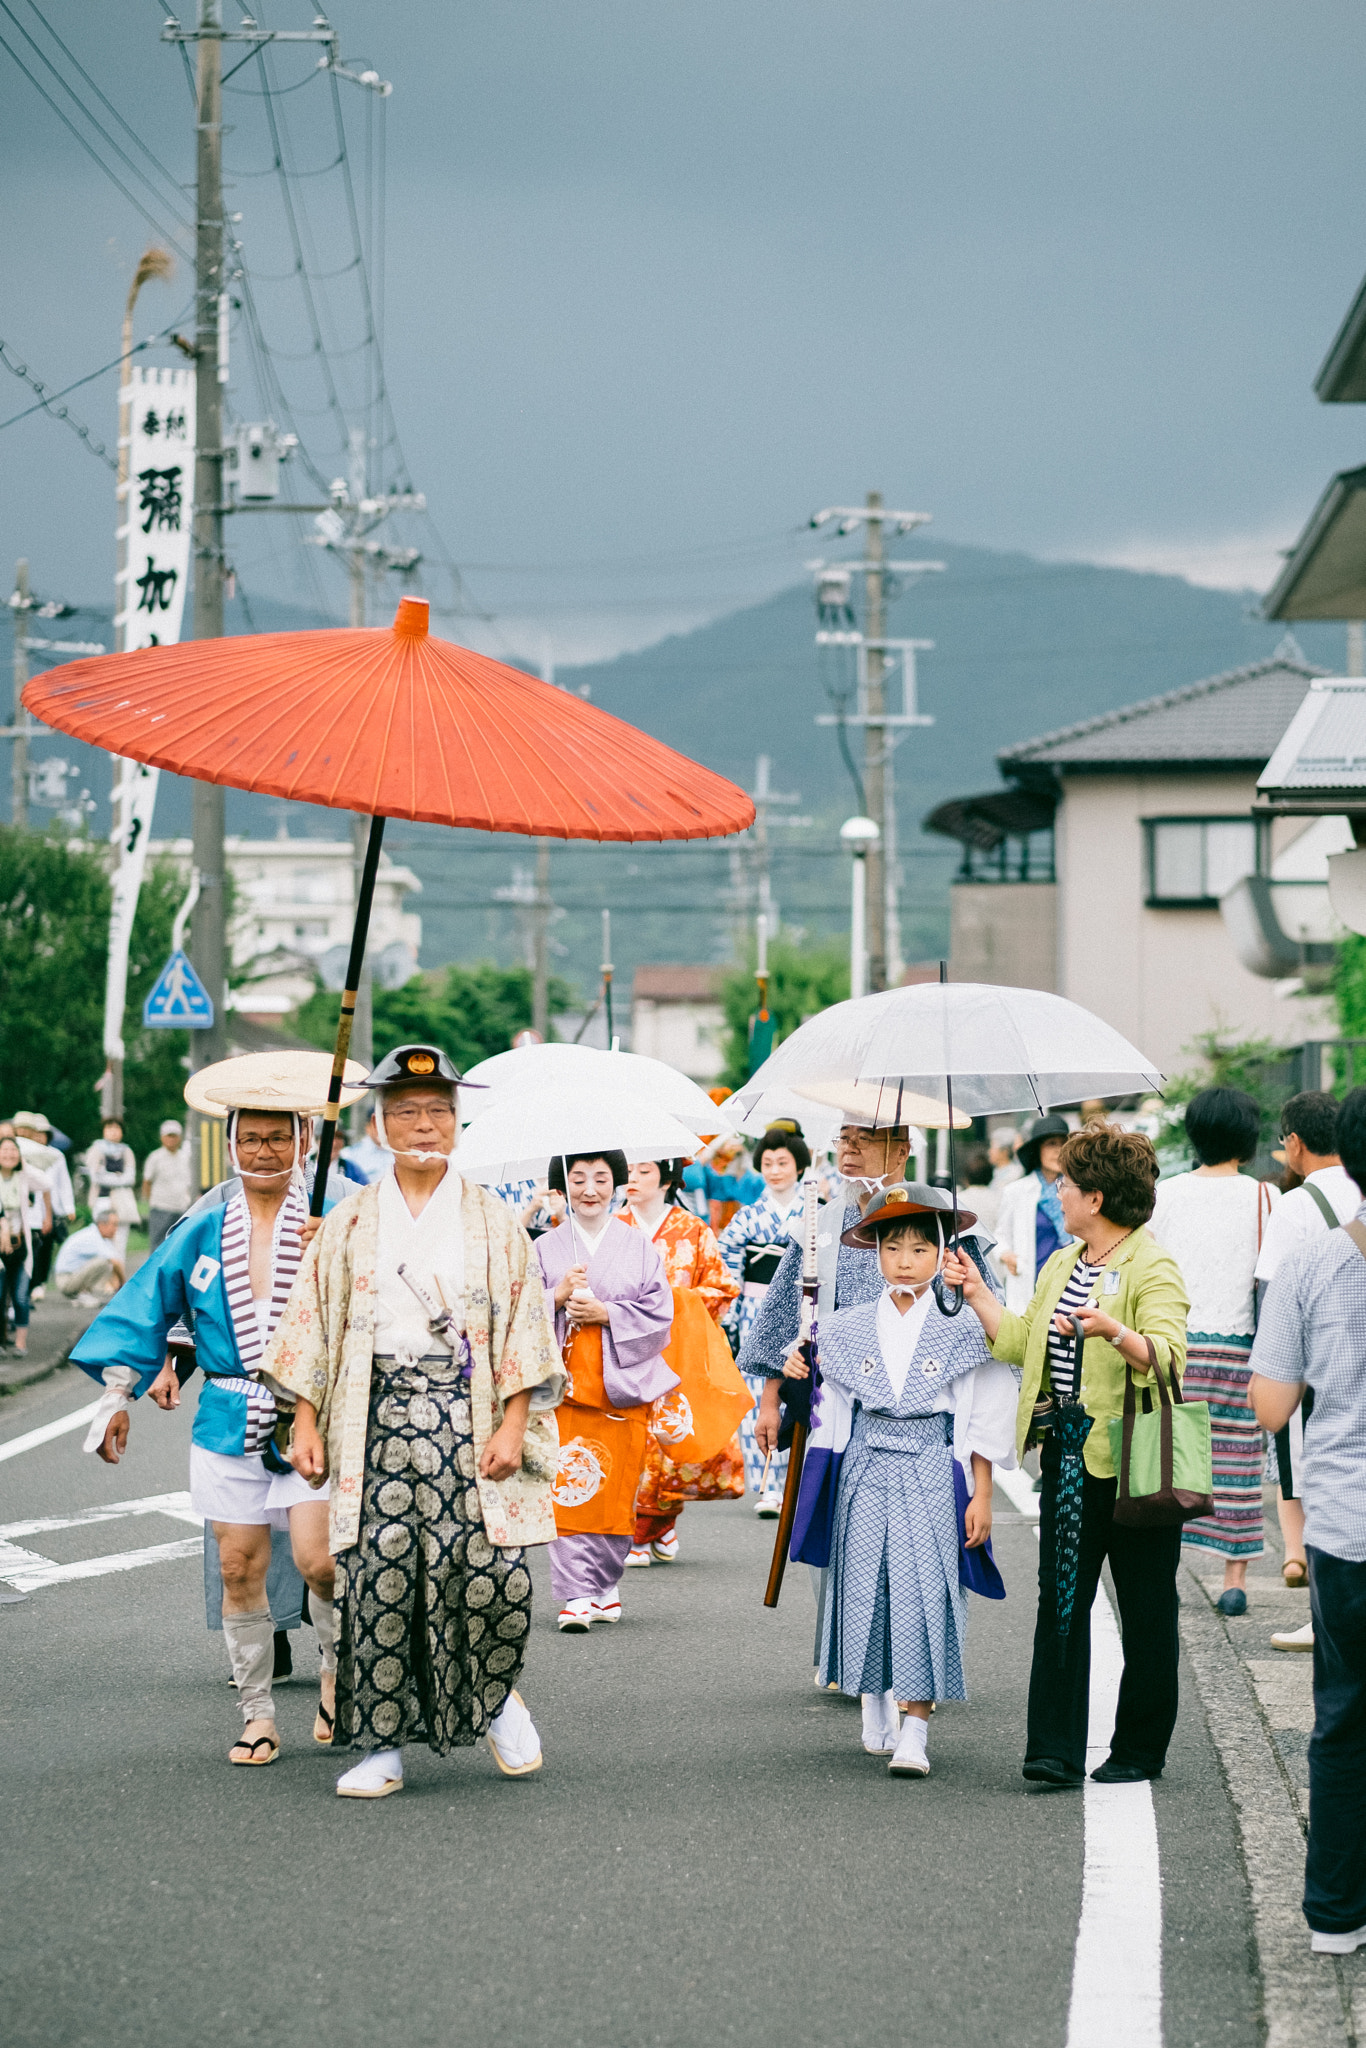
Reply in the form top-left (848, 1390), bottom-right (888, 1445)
top-left (1107, 1335), bottom-right (1213, 1528)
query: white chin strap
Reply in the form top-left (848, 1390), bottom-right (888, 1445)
top-left (373, 1095), bottom-right (454, 1168)
top-left (846, 1170), bottom-right (896, 1194)
top-left (227, 1110), bottom-right (306, 1187)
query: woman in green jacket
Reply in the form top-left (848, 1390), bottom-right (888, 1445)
top-left (943, 1122), bottom-right (1189, 1789)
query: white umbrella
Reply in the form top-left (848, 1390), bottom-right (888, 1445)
top-left (718, 1086), bottom-right (845, 1151)
top-left (733, 982), bottom-right (1163, 1120)
top-left (460, 1041), bottom-right (733, 1138)
top-left (454, 1080), bottom-right (701, 1185)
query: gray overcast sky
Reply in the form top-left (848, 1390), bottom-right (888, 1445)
top-left (4, 0), bottom-right (1366, 658)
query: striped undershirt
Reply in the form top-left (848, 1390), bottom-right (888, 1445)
top-left (1045, 1256), bottom-right (1100, 1403)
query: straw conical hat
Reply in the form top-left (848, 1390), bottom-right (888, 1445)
top-left (184, 1051), bottom-right (369, 1119)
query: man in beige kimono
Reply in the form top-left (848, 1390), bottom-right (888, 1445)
top-left (268, 1043), bottom-right (564, 1799)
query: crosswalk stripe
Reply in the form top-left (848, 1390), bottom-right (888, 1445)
top-left (0, 1398), bottom-right (102, 1463)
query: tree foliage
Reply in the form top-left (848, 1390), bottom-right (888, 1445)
top-left (0, 831), bottom-right (189, 1162)
top-left (719, 936), bottom-right (850, 1093)
top-left (291, 962), bottom-right (574, 1073)
top-left (1159, 1027), bottom-right (1296, 1170)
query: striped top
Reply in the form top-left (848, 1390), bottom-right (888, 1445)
top-left (1044, 1256), bottom-right (1099, 1402)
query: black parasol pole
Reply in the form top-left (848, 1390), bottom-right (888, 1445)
top-left (311, 813), bottom-right (386, 1216)
top-left (939, 958), bottom-right (964, 1315)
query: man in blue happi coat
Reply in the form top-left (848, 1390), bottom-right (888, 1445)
top-left (72, 1051), bottom-right (365, 1769)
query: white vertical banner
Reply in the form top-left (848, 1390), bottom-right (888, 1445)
top-left (105, 364), bottom-right (195, 1065)
top-left (103, 761), bottom-right (162, 1063)
top-left (115, 365), bottom-right (194, 649)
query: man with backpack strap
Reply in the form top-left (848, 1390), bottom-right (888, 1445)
top-left (1254, 1090), bottom-right (1358, 1648)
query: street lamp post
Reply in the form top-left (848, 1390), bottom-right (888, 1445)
top-left (840, 815), bottom-right (880, 999)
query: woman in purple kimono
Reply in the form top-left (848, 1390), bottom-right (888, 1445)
top-left (536, 1152), bottom-right (676, 1631)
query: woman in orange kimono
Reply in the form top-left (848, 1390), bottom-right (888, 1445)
top-left (622, 1159), bottom-right (741, 1566)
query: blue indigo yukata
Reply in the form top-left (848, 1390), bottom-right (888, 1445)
top-left (816, 1287), bottom-right (1017, 1704)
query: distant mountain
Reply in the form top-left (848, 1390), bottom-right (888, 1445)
top-left (1, 548), bottom-right (1347, 1002)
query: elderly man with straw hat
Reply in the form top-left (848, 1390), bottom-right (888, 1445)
top-left (269, 1044), bottom-right (565, 1799)
top-left (70, 1050), bottom-right (367, 1769)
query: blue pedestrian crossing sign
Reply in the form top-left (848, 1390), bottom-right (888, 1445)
top-left (143, 949), bottom-right (215, 1029)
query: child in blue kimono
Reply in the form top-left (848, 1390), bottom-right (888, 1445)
top-left (805, 1186), bottom-right (1019, 1777)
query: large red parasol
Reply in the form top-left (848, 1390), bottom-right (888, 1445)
top-left (24, 596), bottom-right (754, 1206)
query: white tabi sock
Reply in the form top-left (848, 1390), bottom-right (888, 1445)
top-left (861, 1690), bottom-right (900, 1753)
top-left (311, 1596), bottom-right (337, 1676)
top-left (337, 1748), bottom-right (403, 1793)
top-left (222, 1608), bottom-right (275, 1726)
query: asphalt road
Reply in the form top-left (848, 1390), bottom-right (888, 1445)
top-left (1, 1367), bottom-right (1261, 2048)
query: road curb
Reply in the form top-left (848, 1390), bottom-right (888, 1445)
top-left (1178, 1565), bottom-right (1357, 2047)
top-left (0, 1349), bottom-right (71, 1398)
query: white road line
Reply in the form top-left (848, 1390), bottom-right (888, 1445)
top-left (1067, 1584), bottom-right (1164, 2048)
top-left (0, 1492), bottom-right (200, 1540)
top-left (1, 1537), bottom-right (204, 1593)
top-left (994, 1464), bottom-right (1041, 1519)
top-left (0, 1492), bottom-right (205, 1593)
top-left (0, 1398), bottom-right (102, 1463)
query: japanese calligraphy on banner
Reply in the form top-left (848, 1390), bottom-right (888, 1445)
top-left (115, 364), bottom-right (194, 650)
top-left (104, 365), bottom-right (195, 1068)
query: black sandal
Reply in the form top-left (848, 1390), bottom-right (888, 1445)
top-left (313, 1701), bottom-right (334, 1746)
top-left (229, 1732), bottom-right (280, 1767)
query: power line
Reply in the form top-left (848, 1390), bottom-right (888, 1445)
top-left (0, 8), bottom-right (193, 256)
top-left (0, 326), bottom-right (183, 435)
top-left (16, 0), bottom-right (191, 219)
top-left (0, 336), bottom-right (128, 468)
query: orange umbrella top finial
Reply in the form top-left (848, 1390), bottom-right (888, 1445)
top-left (392, 596), bottom-right (428, 641)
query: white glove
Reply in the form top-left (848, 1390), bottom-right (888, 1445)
top-left (82, 1366), bottom-right (138, 1455)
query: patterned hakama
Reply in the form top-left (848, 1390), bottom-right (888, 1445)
top-left (1180, 1332), bottom-right (1263, 1560)
top-left (336, 1357), bottom-right (533, 1755)
top-left (819, 1409), bottom-right (967, 1704)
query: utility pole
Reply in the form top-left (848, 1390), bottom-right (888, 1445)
top-left (10, 560), bottom-right (30, 828)
top-left (809, 496), bottom-right (942, 991)
top-left (861, 496), bottom-right (887, 988)
top-left (189, 0), bottom-right (227, 1101)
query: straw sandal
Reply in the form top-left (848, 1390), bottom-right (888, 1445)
top-left (1282, 1559), bottom-right (1308, 1589)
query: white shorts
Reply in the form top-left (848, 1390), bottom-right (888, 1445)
top-left (189, 1445), bottom-right (330, 1532)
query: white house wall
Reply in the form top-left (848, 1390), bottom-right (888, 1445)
top-left (1057, 772), bottom-right (1335, 1078)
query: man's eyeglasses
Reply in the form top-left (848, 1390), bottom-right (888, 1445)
top-left (384, 1101), bottom-right (457, 1126)
top-left (236, 1133), bottom-right (297, 1155)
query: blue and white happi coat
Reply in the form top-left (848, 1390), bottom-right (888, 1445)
top-left (71, 1182), bottom-right (309, 1457)
top-left (816, 1289), bottom-right (1010, 1704)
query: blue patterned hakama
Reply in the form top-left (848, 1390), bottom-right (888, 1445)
top-left (816, 1287), bottom-right (1016, 1704)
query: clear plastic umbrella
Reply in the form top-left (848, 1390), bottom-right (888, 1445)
top-left (454, 1081), bottom-right (701, 1185)
top-left (733, 981), bottom-right (1162, 1120)
top-left (734, 976), bottom-right (1163, 1316)
top-left (460, 1041), bottom-right (732, 1138)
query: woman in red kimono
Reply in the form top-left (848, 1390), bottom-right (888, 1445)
top-left (622, 1159), bottom-right (741, 1566)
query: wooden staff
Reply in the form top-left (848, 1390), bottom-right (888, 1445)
top-left (764, 1177), bottom-right (820, 1607)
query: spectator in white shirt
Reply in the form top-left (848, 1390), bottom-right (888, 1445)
top-left (1254, 1090), bottom-right (1358, 1624)
top-left (82, 1119), bottom-right (139, 1266)
top-left (11, 1110), bottom-right (75, 1297)
top-left (141, 1119), bottom-right (194, 1250)
top-left (54, 1206), bottom-right (124, 1302)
